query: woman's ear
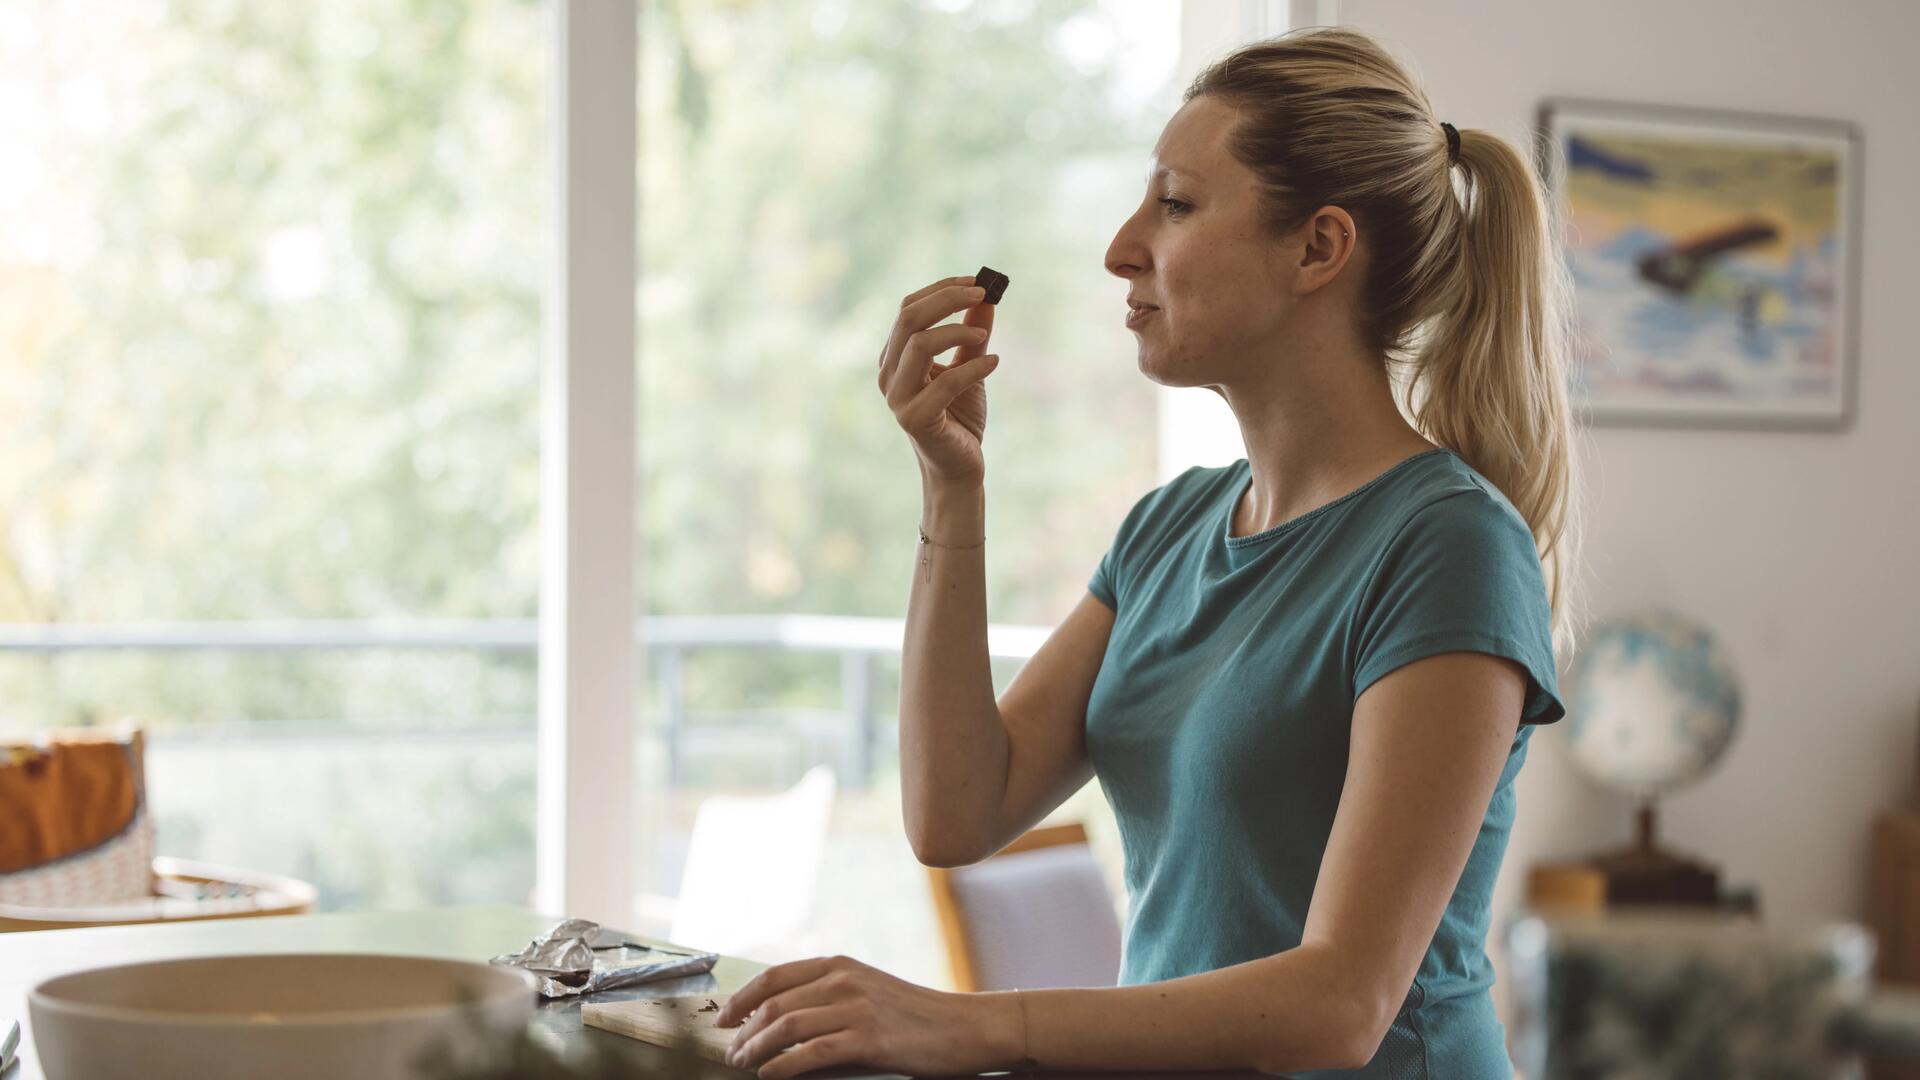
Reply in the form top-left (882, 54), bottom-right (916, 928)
top-left (1293, 205), bottom-right (1357, 295)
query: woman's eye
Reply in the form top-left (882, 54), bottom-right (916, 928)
top-left (1158, 197), bottom-right (1191, 217)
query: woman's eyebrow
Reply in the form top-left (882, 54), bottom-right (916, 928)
top-left (1147, 165), bottom-right (1203, 186)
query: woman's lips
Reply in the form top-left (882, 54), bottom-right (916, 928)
top-left (1125, 304), bottom-right (1158, 328)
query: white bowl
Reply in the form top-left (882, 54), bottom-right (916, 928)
top-left (29, 952), bottom-right (537, 1080)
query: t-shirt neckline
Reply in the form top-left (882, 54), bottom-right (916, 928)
top-left (1221, 447), bottom-right (1453, 548)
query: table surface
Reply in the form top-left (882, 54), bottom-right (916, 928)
top-left (0, 906), bottom-right (1262, 1080)
top-left (0, 906), bottom-right (896, 1080)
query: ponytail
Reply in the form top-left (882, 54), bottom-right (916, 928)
top-left (1403, 126), bottom-right (1585, 655)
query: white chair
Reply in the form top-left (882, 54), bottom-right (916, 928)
top-left (634, 764), bottom-right (837, 959)
top-left (926, 822), bottom-right (1122, 991)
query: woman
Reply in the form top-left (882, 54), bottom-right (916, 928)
top-left (717, 25), bottom-right (1582, 1079)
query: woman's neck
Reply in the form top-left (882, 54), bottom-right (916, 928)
top-left (1218, 358), bottom-right (1435, 538)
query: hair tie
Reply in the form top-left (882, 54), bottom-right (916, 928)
top-left (1441, 121), bottom-right (1461, 165)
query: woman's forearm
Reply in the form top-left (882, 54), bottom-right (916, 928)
top-left (897, 472), bottom-right (1011, 866)
top-left (968, 943), bottom-right (1382, 1075)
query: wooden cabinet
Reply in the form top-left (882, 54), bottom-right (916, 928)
top-left (1870, 811), bottom-right (1920, 1080)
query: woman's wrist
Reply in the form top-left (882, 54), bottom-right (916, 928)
top-left (919, 462), bottom-right (983, 499)
top-left (920, 475), bottom-right (985, 544)
top-left (961, 990), bottom-right (1030, 1070)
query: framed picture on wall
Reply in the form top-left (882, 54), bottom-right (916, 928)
top-left (1534, 96), bottom-right (1862, 430)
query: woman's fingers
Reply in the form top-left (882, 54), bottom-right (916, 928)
top-left (886, 322), bottom-right (990, 408)
top-left (717, 957), bottom-right (838, 1029)
top-left (728, 1002), bottom-right (862, 1071)
top-left (879, 276), bottom-right (973, 369)
top-left (951, 302), bottom-right (995, 365)
top-left (902, 355), bottom-right (999, 431)
top-left (757, 1031), bottom-right (862, 1080)
top-left (880, 283), bottom-right (989, 387)
top-left (901, 274), bottom-right (976, 309)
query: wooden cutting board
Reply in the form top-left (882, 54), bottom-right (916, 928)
top-left (581, 993), bottom-right (742, 1063)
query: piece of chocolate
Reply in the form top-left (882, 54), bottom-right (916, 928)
top-left (974, 265), bottom-right (1010, 305)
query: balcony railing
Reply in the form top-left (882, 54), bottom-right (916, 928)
top-left (0, 616), bottom-right (1052, 789)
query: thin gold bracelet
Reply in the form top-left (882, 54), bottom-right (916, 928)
top-left (917, 524), bottom-right (984, 583)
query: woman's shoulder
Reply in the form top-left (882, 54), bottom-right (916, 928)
top-left (1356, 448), bottom-right (1563, 722)
top-left (1385, 449), bottom-right (1536, 549)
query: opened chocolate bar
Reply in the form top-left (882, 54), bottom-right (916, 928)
top-left (491, 917), bottom-right (718, 998)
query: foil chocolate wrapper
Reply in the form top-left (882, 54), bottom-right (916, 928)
top-left (491, 917), bottom-right (719, 998)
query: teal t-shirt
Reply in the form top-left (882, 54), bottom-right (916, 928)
top-left (1085, 447), bottom-right (1563, 1080)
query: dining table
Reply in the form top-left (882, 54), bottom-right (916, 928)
top-left (0, 905), bottom-right (1268, 1080)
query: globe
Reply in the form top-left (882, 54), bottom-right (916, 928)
top-left (1561, 610), bottom-right (1742, 801)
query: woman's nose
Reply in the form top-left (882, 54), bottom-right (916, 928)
top-left (1105, 220), bottom-right (1147, 280)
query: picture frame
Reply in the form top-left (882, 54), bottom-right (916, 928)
top-left (1534, 96), bottom-right (1862, 430)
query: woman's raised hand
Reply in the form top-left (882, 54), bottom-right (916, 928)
top-left (877, 274), bottom-right (1000, 489)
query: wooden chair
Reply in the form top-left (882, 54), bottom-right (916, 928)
top-left (925, 822), bottom-right (1122, 992)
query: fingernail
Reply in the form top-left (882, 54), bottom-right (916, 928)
top-left (967, 287), bottom-right (987, 298)
top-left (968, 327), bottom-right (989, 339)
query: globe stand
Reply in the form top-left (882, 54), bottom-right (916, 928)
top-left (1584, 801), bottom-right (1721, 907)
top-left (1528, 801), bottom-right (1723, 912)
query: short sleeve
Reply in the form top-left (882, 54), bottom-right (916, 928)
top-left (1088, 495), bottom-right (1145, 610)
top-left (1088, 544), bottom-right (1120, 610)
top-left (1087, 467), bottom-right (1200, 613)
top-left (1351, 490), bottom-right (1565, 725)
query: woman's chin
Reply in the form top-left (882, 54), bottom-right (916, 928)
top-left (1135, 350), bottom-right (1171, 386)
top-left (1135, 348), bottom-right (1209, 389)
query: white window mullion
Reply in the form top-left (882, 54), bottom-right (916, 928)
top-left (537, 0), bottom-right (637, 926)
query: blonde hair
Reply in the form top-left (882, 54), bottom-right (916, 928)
top-left (1186, 26), bottom-right (1587, 655)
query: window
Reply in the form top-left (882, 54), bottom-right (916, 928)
top-left (0, 0), bottom-right (547, 909)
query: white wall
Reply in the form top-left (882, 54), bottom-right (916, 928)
top-left (1336, 0), bottom-right (1920, 1002)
